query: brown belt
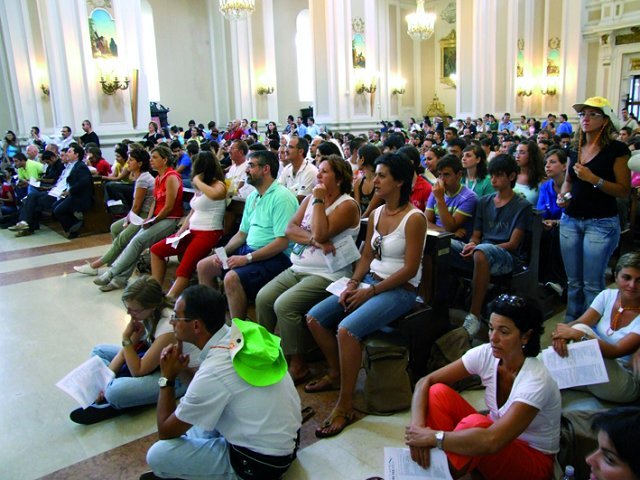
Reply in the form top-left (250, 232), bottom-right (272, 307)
top-left (370, 272), bottom-right (417, 293)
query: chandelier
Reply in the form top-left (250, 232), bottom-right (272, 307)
top-left (219, 0), bottom-right (255, 21)
top-left (406, 0), bottom-right (436, 41)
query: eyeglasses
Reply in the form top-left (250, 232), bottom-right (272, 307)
top-left (373, 234), bottom-right (383, 260)
top-left (495, 294), bottom-right (526, 307)
top-left (247, 162), bottom-right (264, 169)
top-left (578, 112), bottom-right (604, 119)
top-left (170, 313), bottom-right (194, 323)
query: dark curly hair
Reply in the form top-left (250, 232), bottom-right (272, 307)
top-left (489, 294), bottom-right (544, 357)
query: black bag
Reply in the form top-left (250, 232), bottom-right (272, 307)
top-left (228, 444), bottom-right (295, 480)
top-left (360, 343), bottom-right (412, 415)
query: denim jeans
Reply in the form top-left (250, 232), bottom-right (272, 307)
top-left (92, 344), bottom-right (187, 410)
top-left (559, 214), bottom-right (620, 322)
top-left (307, 273), bottom-right (417, 341)
top-left (147, 427), bottom-right (239, 480)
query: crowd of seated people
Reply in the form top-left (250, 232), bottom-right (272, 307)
top-left (3, 101), bottom-right (640, 479)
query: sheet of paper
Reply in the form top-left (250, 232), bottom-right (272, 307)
top-left (29, 178), bottom-right (41, 187)
top-left (323, 236), bottom-right (361, 273)
top-left (106, 199), bottom-right (124, 207)
top-left (541, 339), bottom-right (609, 389)
top-left (384, 447), bottom-right (453, 480)
top-left (128, 211), bottom-right (145, 226)
top-left (166, 229), bottom-right (191, 248)
top-left (325, 276), bottom-right (371, 296)
top-left (215, 247), bottom-right (229, 270)
top-left (143, 216), bottom-right (157, 225)
top-left (55, 356), bottom-right (115, 409)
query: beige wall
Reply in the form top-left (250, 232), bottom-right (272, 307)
top-left (149, 0), bottom-right (215, 127)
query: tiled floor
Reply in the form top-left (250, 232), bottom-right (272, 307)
top-left (1, 222), bottom-right (575, 480)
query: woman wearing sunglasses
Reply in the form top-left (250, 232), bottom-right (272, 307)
top-left (406, 295), bottom-right (560, 480)
top-left (557, 97), bottom-right (631, 322)
top-left (551, 251), bottom-right (640, 403)
top-left (305, 152), bottom-right (427, 438)
top-left (69, 276), bottom-right (198, 425)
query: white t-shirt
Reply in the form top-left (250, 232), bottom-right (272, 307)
top-left (591, 289), bottom-right (640, 367)
top-left (176, 326), bottom-right (301, 456)
top-left (278, 159), bottom-right (318, 197)
top-left (135, 171), bottom-right (155, 216)
top-left (462, 343), bottom-right (561, 454)
top-left (369, 206), bottom-right (425, 287)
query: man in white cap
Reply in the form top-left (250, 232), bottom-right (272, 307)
top-left (142, 285), bottom-right (301, 480)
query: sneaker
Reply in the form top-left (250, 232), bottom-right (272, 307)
top-left (69, 405), bottom-right (122, 425)
top-left (68, 220), bottom-right (83, 235)
top-left (463, 313), bottom-right (481, 338)
top-left (15, 229), bottom-right (33, 237)
top-left (74, 263), bottom-right (98, 276)
top-left (93, 271), bottom-right (112, 286)
top-left (8, 221), bottom-right (29, 231)
top-left (99, 279), bottom-right (126, 292)
top-left (545, 282), bottom-right (564, 296)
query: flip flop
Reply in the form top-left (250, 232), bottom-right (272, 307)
top-left (301, 406), bottom-right (315, 424)
top-left (292, 370), bottom-right (312, 386)
top-left (315, 409), bottom-right (355, 438)
top-left (304, 374), bottom-right (340, 393)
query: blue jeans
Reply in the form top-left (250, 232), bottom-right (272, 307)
top-left (147, 427), bottom-right (239, 480)
top-left (307, 273), bottom-right (417, 341)
top-left (559, 214), bottom-right (620, 322)
top-left (92, 344), bottom-right (187, 410)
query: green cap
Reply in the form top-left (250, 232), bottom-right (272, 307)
top-left (228, 318), bottom-right (287, 387)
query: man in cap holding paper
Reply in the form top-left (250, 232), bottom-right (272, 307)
top-left (142, 285), bottom-right (301, 480)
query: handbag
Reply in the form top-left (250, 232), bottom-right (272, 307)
top-left (360, 343), bottom-right (412, 415)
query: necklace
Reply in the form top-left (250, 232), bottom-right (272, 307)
top-left (607, 292), bottom-right (640, 336)
top-left (384, 204), bottom-right (405, 216)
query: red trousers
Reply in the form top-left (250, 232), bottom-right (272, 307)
top-left (426, 383), bottom-right (554, 480)
top-left (150, 229), bottom-right (223, 278)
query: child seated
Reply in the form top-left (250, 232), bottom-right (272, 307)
top-left (450, 154), bottom-right (532, 337)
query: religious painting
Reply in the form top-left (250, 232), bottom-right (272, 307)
top-left (546, 37), bottom-right (560, 76)
top-left (87, 2), bottom-right (119, 59)
top-left (352, 17), bottom-right (366, 69)
top-left (439, 30), bottom-right (456, 87)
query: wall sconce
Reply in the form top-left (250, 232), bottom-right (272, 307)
top-left (391, 77), bottom-right (406, 95)
top-left (40, 83), bottom-right (50, 97)
top-left (541, 76), bottom-right (558, 96)
top-left (354, 71), bottom-right (377, 94)
top-left (100, 74), bottom-right (130, 95)
top-left (516, 76), bottom-right (533, 97)
top-left (257, 85), bottom-right (274, 95)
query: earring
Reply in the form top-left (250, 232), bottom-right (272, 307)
top-left (521, 344), bottom-right (526, 349)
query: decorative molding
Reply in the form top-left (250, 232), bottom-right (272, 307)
top-left (441, 2), bottom-right (455, 24)
top-left (352, 16), bottom-right (364, 34)
top-left (548, 37), bottom-right (560, 49)
top-left (631, 58), bottom-right (640, 71)
top-left (615, 27), bottom-right (640, 45)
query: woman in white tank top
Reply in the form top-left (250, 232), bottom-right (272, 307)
top-left (305, 152), bottom-right (427, 438)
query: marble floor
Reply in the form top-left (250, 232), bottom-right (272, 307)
top-left (1, 221), bottom-right (571, 480)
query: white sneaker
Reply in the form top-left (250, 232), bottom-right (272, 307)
top-left (545, 282), bottom-right (563, 296)
top-left (93, 271), bottom-right (112, 286)
top-left (74, 263), bottom-right (98, 276)
top-left (463, 313), bottom-right (481, 338)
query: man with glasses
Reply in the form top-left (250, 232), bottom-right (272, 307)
top-left (279, 136), bottom-right (317, 201)
top-left (142, 285), bottom-right (301, 480)
top-left (197, 150), bottom-right (298, 320)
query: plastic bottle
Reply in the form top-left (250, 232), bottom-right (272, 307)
top-left (562, 465), bottom-right (575, 480)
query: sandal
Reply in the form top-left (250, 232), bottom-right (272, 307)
top-left (291, 370), bottom-right (312, 386)
top-left (301, 406), bottom-right (315, 424)
top-left (304, 374), bottom-right (340, 393)
top-left (315, 409), bottom-right (355, 438)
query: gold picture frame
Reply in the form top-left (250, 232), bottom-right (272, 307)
top-left (440, 30), bottom-right (456, 87)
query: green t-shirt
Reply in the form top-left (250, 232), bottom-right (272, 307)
top-left (18, 159), bottom-right (44, 181)
top-left (240, 180), bottom-right (298, 255)
top-left (462, 175), bottom-right (495, 198)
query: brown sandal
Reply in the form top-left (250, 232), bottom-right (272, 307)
top-left (304, 374), bottom-right (340, 393)
top-left (315, 409), bottom-right (355, 438)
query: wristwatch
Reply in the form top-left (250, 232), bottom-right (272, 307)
top-left (594, 178), bottom-right (605, 189)
top-left (435, 431), bottom-right (445, 450)
top-left (122, 338), bottom-right (133, 347)
top-left (158, 377), bottom-right (175, 388)
top-left (246, 252), bottom-right (253, 263)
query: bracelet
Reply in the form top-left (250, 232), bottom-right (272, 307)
top-left (594, 178), bottom-right (605, 189)
top-left (371, 284), bottom-right (377, 296)
top-left (312, 198), bottom-right (325, 205)
top-left (347, 278), bottom-right (359, 286)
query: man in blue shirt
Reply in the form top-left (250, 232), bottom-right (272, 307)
top-left (555, 114), bottom-right (573, 135)
top-left (497, 113), bottom-right (515, 132)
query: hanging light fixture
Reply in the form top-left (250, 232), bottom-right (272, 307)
top-left (406, 0), bottom-right (436, 41)
top-left (219, 0), bottom-right (255, 21)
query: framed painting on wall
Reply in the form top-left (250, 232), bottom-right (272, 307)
top-left (440, 30), bottom-right (456, 87)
